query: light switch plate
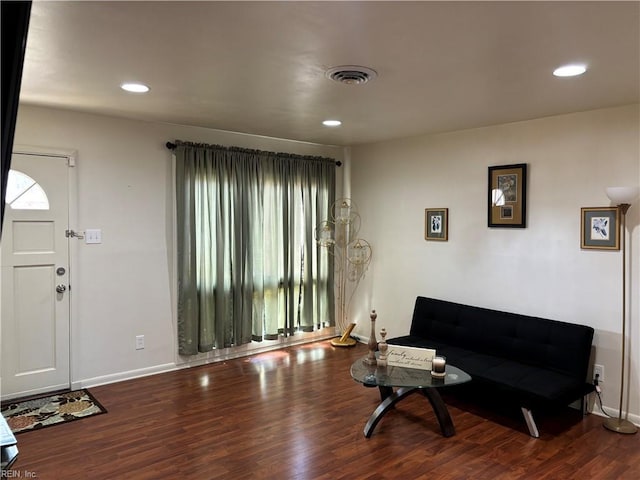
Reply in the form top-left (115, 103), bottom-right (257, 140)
top-left (85, 229), bottom-right (102, 244)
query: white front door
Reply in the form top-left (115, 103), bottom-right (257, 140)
top-left (1, 153), bottom-right (71, 399)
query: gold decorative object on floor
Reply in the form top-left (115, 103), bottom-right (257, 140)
top-left (316, 198), bottom-right (372, 347)
top-left (330, 322), bottom-right (357, 347)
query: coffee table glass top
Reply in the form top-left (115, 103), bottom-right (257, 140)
top-left (351, 357), bottom-right (471, 389)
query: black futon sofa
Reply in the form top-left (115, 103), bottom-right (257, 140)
top-left (388, 296), bottom-right (595, 437)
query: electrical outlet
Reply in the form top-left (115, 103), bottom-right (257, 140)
top-left (594, 364), bottom-right (604, 382)
top-left (135, 335), bottom-right (145, 350)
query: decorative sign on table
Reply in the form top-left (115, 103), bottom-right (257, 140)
top-left (387, 345), bottom-right (436, 371)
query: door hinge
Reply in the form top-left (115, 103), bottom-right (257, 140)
top-left (65, 229), bottom-right (84, 239)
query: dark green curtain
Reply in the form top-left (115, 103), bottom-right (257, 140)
top-left (1, 1), bottom-right (31, 238)
top-left (175, 141), bottom-right (335, 355)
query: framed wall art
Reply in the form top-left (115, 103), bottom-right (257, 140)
top-left (425, 208), bottom-right (448, 241)
top-left (488, 163), bottom-right (527, 228)
top-left (580, 207), bottom-right (620, 250)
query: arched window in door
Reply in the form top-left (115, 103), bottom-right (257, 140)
top-left (4, 170), bottom-right (49, 210)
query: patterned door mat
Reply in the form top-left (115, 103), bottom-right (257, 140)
top-left (1, 389), bottom-right (107, 434)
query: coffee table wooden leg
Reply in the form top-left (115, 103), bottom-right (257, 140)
top-left (378, 385), bottom-right (394, 402)
top-left (420, 388), bottom-right (455, 437)
top-left (364, 387), bottom-right (456, 438)
top-left (364, 387), bottom-right (416, 438)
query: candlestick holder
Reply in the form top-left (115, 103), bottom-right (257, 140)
top-left (364, 310), bottom-right (378, 365)
top-left (377, 328), bottom-right (388, 367)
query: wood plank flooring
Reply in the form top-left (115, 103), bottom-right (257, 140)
top-left (6, 341), bottom-right (640, 479)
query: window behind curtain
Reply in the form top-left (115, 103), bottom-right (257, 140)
top-left (175, 142), bottom-right (335, 355)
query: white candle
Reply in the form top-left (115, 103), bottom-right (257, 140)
top-left (432, 356), bottom-right (446, 374)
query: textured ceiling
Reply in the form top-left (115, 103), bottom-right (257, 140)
top-left (20, 1), bottom-right (640, 146)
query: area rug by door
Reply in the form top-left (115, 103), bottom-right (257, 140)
top-left (1, 389), bottom-right (106, 434)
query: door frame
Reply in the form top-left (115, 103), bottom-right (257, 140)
top-left (3, 144), bottom-right (79, 397)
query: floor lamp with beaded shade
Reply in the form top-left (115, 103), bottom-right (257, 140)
top-left (604, 186), bottom-right (640, 434)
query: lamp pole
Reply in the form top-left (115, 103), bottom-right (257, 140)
top-left (604, 202), bottom-right (637, 434)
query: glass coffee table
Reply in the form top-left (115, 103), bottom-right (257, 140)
top-left (351, 356), bottom-right (471, 438)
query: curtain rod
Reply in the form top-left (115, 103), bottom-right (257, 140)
top-left (165, 141), bottom-right (341, 167)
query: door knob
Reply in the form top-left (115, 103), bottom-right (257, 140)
top-left (56, 284), bottom-right (67, 293)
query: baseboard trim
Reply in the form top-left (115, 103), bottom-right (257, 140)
top-left (590, 405), bottom-right (640, 427)
top-left (71, 335), bottom-right (336, 389)
top-left (72, 363), bottom-right (177, 390)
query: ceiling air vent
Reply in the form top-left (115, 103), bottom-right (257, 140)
top-left (325, 65), bottom-right (378, 85)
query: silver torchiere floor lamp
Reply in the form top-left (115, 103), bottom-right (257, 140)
top-left (604, 186), bottom-right (639, 434)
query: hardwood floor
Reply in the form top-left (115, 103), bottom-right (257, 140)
top-left (6, 341), bottom-right (640, 479)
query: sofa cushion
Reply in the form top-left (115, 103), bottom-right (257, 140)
top-left (391, 297), bottom-right (595, 410)
top-left (389, 335), bottom-right (589, 406)
top-left (409, 297), bottom-right (594, 382)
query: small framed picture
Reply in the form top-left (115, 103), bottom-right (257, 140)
top-left (488, 163), bottom-right (527, 228)
top-left (425, 208), bottom-right (448, 241)
top-left (580, 207), bottom-right (620, 250)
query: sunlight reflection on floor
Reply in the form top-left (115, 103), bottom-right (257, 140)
top-left (192, 341), bottom-right (340, 391)
top-left (199, 374), bottom-right (210, 388)
top-left (243, 342), bottom-right (334, 375)
top-left (242, 343), bottom-right (335, 399)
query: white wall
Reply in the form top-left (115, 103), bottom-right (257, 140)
top-left (11, 104), bottom-right (344, 386)
top-left (8, 103), bottom-right (640, 421)
top-left (350, 104), bottom-right (640, 420)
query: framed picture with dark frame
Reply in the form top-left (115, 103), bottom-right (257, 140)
top-left (580, 207), bottom-right (620, 250)
top-left (425, 208), bottom-right (448, 241)
top-left (488, 163), bottom-right (527, 228)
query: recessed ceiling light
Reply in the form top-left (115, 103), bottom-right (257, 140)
top-left (553, 64), bottom-right (587, 77)
top-left (322, 120), bottom-right (342, 127)
top-left (120, 82), bottom-right (150, 93)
